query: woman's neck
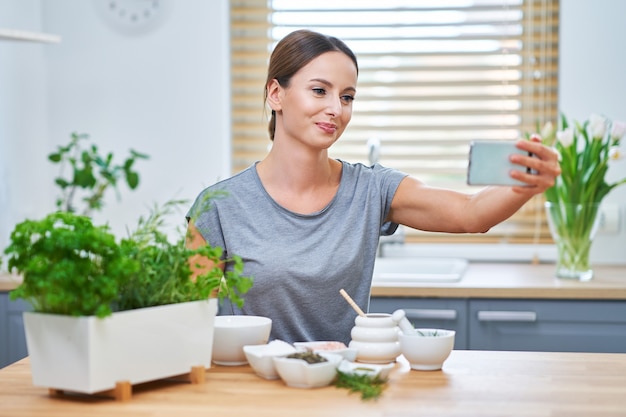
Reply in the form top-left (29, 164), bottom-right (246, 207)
top-left (256, 143), bottom-right (342, 213)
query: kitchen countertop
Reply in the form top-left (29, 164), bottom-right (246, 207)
top-left (3, 263), bottom-right (626, 299)
top-left (0, 272), bottom-right (20, 292)
top-left (371, 262), bottom-right (626, 299)
top-left (1, 351), bottom-right (625, 416)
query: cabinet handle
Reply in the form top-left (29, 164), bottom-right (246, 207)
top-left (477, 311), bottom-right (537, 322)
top-left (405, 309), bottom-right (457, 320)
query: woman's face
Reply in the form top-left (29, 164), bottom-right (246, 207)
top-left (269, 51), bottom-right (358, 150)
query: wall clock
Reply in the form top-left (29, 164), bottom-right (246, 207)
top-left (93, 0), bottom-right (172, 35)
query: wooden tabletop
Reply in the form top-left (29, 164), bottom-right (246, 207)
top-left (1, 350), bottom-right (626, 416)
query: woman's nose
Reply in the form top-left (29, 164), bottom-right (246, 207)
top-left (326, 96), bottom-right (342, 117)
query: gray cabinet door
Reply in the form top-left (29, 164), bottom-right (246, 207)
top-left (469, 299), bottom-right (626, 353)
top-left (0, 293), bottom-right (30, 368)
top-left (369, 297), bottom-right (468, 349)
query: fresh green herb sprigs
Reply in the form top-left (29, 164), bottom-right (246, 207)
top-left (334, 371), bottom-right (387, 401)
top-left (5, 212), bottom-right (138, 317)
top-left (116, 198), bottom-right (253, 312)
top-left (5, 197), bottom-right (254, 317)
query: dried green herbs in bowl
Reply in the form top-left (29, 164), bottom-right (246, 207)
top-left (272, 352), bottom-right (342, 388)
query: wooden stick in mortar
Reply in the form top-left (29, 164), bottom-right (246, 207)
top-left (339, 288), bottom-right (366, 317)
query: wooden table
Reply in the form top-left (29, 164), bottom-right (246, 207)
top-left (1, 350), bottom-right (625, 416)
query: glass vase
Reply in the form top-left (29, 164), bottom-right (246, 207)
top-left (545, 202), bottom-right (602, 281)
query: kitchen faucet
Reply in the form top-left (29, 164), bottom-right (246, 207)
top-left (367, 137), bottom-right (381, 166)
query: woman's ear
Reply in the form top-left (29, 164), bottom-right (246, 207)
top-left (266, 79), bottom-right (282, 112)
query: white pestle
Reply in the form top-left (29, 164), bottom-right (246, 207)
top-left (391, 309), bottom-right (416, 334)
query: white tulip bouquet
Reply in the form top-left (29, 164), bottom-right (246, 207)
top-left (535, 113), bottom-right (626, 279)
top-left (541, 113), bottom-right (626, 204)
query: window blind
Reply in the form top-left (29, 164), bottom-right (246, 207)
top-left (230, 0), bottom-right (559, 244)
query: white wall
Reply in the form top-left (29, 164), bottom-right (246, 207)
top-left (560, 0), bottom-right (626, 264)
top-left (0, 0), bottom-right (229, 249)
top-left (0, 0), bottom-right (51, 252)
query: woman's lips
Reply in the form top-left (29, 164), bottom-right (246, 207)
top-left (317, 122), bottom-right (337, 134)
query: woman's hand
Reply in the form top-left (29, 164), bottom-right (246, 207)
top-left (509, 135), bottom-right (561, 195)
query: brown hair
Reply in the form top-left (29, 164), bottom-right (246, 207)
top-left (264, 29), bottom-right (359, 140)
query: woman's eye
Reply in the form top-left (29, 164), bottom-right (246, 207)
top-left (312, 88), bottom-right (326, 95)
top-left (341, 95), bottom-right (355, 103)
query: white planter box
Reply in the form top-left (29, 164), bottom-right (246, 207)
top-left (23, 298), bottom-right (217, 394)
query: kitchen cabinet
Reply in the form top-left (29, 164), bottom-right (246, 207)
top-left (369, 297), bottom-right (468, 349)
top-left (370, 296), bottom-right (626, 353)
top-left (469, 299), bottom-right (626, 352)
top-left (0, 292), bottom-right (30, 369)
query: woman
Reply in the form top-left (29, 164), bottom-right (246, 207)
top-left (186, 29), bottom-right (560, 345)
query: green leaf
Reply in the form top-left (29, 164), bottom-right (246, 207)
top-left (73, 167), bottom-right (96, 188)
top-left (100, 170), bottom-right (116, 183)
top-left (125, 171), bottom-right (139, 189)
top-left (81, 150), bottom-right (92, 164)
top-left (54, 178), bottom-right (70, 189)
top-left (130, 149), bottom-right (150, 160)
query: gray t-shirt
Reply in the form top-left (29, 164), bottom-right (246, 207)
top-left (187, 160), bottom-right (407, 345)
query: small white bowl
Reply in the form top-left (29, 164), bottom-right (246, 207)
top-left (212, 315), bottom-right (272, 366)
top-left (243, 340), bottom-right (297, 380)
top-left (293, 341), bottom-right (358, 362)
top-left (273, 352), bottom-right (343, 388)
top-left (337, 360), bottom-right (394, 380)
top-left (399, 328), bottom-right (455, 371)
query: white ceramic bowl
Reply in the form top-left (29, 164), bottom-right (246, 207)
top-left (399, 328), bottom-right (455, 371)
top-left (293, 341), bottom-right (358, 362)
top-left (243, 340), bottom-right (297, 380)
top-left (273, 352), bottom-right (342, 388)
top-left (212, 315), bottom-right (272, 366)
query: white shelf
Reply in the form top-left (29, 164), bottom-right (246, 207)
top-left (0, 28), bottom-right (61, 43)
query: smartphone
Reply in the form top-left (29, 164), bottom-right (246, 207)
top-left (467, 140), bottom-right (536, 186)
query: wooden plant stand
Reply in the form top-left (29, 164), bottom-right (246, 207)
top-left (47, 365), bottom-right (206, 402)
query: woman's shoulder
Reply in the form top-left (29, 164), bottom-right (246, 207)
top-left (190, 165), bottom-right (258, 208)
top-left (337, 159), bottom-right (370, 177)
top-left (199, 164), bottom-right (257, 193)
top-left (338, 159), bottom-right (407, 180)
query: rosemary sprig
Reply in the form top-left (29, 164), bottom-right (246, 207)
top-left (334, 370), bottom-right (387, 401)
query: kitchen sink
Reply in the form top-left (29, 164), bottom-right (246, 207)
top-left (372, 257), bottom-right (469, 283)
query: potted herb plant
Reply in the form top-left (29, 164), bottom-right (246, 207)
top-left (1, 133), bottom-right (253, 395)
